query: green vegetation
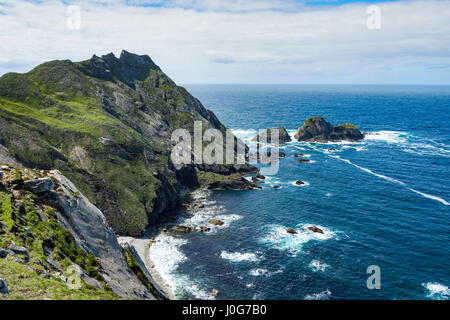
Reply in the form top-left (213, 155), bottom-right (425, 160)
top-left (335, 123), bottom-right (359, 130)
top-left (304, 116), bottom-right (325, 126)
top-left (0, 259), bottom-right (118, 300)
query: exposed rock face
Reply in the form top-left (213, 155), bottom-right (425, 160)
top-left (208, 219), bottom-right (224, 226)
top-left (8, 242), bottom-right (29, 259)
top-left (252, 127), bottom-right (292, 143)
top-left (308, 226), bottom-right (324, 234)
top-left (48, 170), bottom-right (153, 299)
top-left (294, 117), bottom-right (333, 142)
top-left (24, 178), bottom-right (55, 194)
top-left (330, 123), bottom-right (364, 141)
top-left (0, 278), bottom-right (8, 294)
top-left (294, 116), bottom-right (364, 142)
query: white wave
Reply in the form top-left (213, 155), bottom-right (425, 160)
top-left (186, 284), bottom-right (216, 300)
top-left (291, 180), bottom-right (310, 187)
top-left (409, 189), bottom-right (450, 206)
top-left (331, 155), bottom-right (406, 185)
top-left (149, 233), bottom-right (188, 294)
top-left (423, 282), bottom-right (450, 300)
top-left (259, 224), bottom-right (335, 256)
top-left (364, 131), bottom-right (409, 144)
top-left (221, 251), bottom-right (263, 262)
top-left (305, 289), bottom-right (332, 300)
top-left (325, 192), bottom-right (333, 197)
top-left (309, 260), bottom-right (330, 272)
top-left (331, 155), bottom-right (450, 206)
top-left (249, 268), bottom-right (269, 276)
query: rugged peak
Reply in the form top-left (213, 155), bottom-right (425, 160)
top-left (76, 50), bottom-right (160, 88)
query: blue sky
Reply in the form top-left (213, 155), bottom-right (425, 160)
top-left (0, 0), bottom-right (449, 84)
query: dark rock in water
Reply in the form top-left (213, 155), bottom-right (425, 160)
top-left (173, 225), bottom-right (195, 233)
top-left (329, 123), bottom-right (364, 141)
top-left (279, 151), bottom-right (286, 158)
top-left (294, 116), bottom-right (364, 142)
top-left (272, 185), bottom-right (281, 189)
top-left (208, 219), bottom-right (224, 226)
top-left (295, 180), bottom-right (305, 185)
top-left (0, 278), bottom-right (8, 294)
top-left (252, 127), bottom-right (292, 143)
top-left (24, 178), bottom-right (54, 194)
top-left (294, 116), bottom-right (333, 142)
top-left (287, 228), bottom-right (297, 234)
top-left (308, 226), bottom-right (324, 234)
top-left (327, 148), bottom-right (336, 151)
top-left (256, 173), bottom-right (265, 179)
top-left (293, 153), bottom-right (303, 157)
top-left (297, 158), bottom-right (311, 162)
top-left (199, 226), bottom-right (211, 232)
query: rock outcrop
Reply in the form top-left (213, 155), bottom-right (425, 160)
top-left (252, 127), bottom-right (292, 143)
top-left (294, 116), bottom-right (364, 142)
top-left (48, 170), bottom-right (153, 299)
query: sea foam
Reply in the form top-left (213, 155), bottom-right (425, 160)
top-left (422, 282), bottom-right (450, 300)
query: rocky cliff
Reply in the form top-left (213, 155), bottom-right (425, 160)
top-left (0, 51), bottom-right (257, 236)
top-left (0, 165), bottom-right (156, 299)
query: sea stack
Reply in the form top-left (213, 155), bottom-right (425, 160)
top-left (294, 116), bottom-right (364, 142)
top-left (252, 127), bottom-right (292, 143)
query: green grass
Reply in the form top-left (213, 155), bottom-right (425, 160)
top-left (0, 259), bottom-right (119, 300)
top-left (335, 123), bottom-right (359, 130)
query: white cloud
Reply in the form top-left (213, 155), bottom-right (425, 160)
top-left (0, 0), bottom-right (449, 84)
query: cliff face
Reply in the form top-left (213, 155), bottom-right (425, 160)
top-left (0, 50), bottom-right (256, 236)
top-left (0, 166), bottom-right (154, 299)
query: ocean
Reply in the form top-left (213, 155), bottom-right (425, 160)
top-left (149, 85), bottom-right (450, 300)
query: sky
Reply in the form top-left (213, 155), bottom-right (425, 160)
top-left (0, 0), bottom-right (449, 84)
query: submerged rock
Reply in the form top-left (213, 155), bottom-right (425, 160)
top-left (272, 185), bottom-right (281, 189)
top-left (308, 226), bottom-right (324, 234)
top-left (295, 180), bottom-right (305, 185)
top-left (208, 219), bottom-right (225, 226)
top-left (173, 225), bottom-right (195, 233)
top-left (297, 158), bottom-right (311, 163)
top-left (287, 228), bottom-right (297, 234)
top-left (251, 127), bottom-right (292, 143)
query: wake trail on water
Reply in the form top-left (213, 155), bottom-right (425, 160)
top-left (330, 155), bottom-right (449, 206)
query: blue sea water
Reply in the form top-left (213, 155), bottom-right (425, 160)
top-left (150, 85), bottom-right (450, 300)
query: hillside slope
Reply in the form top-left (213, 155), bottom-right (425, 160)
top-left (0, 51), bottom-right (257, 236)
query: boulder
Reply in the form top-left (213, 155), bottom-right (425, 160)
top-left (251, 127), bottom-right (292, 143)
top-left (208, 219), bottom-right (225, 226)
top-left (327, 148), bottom-right (336, 151)
top-left (255, 173), bottom-right (265, 180)
top-left (8, 242), bottom-right (29, 259)
top-left (287, 228), bottom-right (297, 234)
top-left (308, 226), bottom-right (324, 234)
top-left (295, 180), bottom-right (305, 185)
top-left (173, 225), bottom-right (195, 233)
top-left (199, 226), bottom-right (211, 232)
top-left (272, 185), bottom-right (281, 189)
top-left (0, 249), bottom-right (8, 258)
top-left (212, 289), bottom-right (219, 297)
top-left (24, 177), bottom-right (55, 194)
top-left (0, 165), bottom-right (10, 171)
top-left (294, 117), bottom-right (333, 142)
top-left (279, 151), bottom-right (286, 158)
top-left (0, 278), bottom-right (8, 294)
top-left (297, 158), bottom-right (311, 162)
top-left (293, 153), bottom-right (303, 157)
